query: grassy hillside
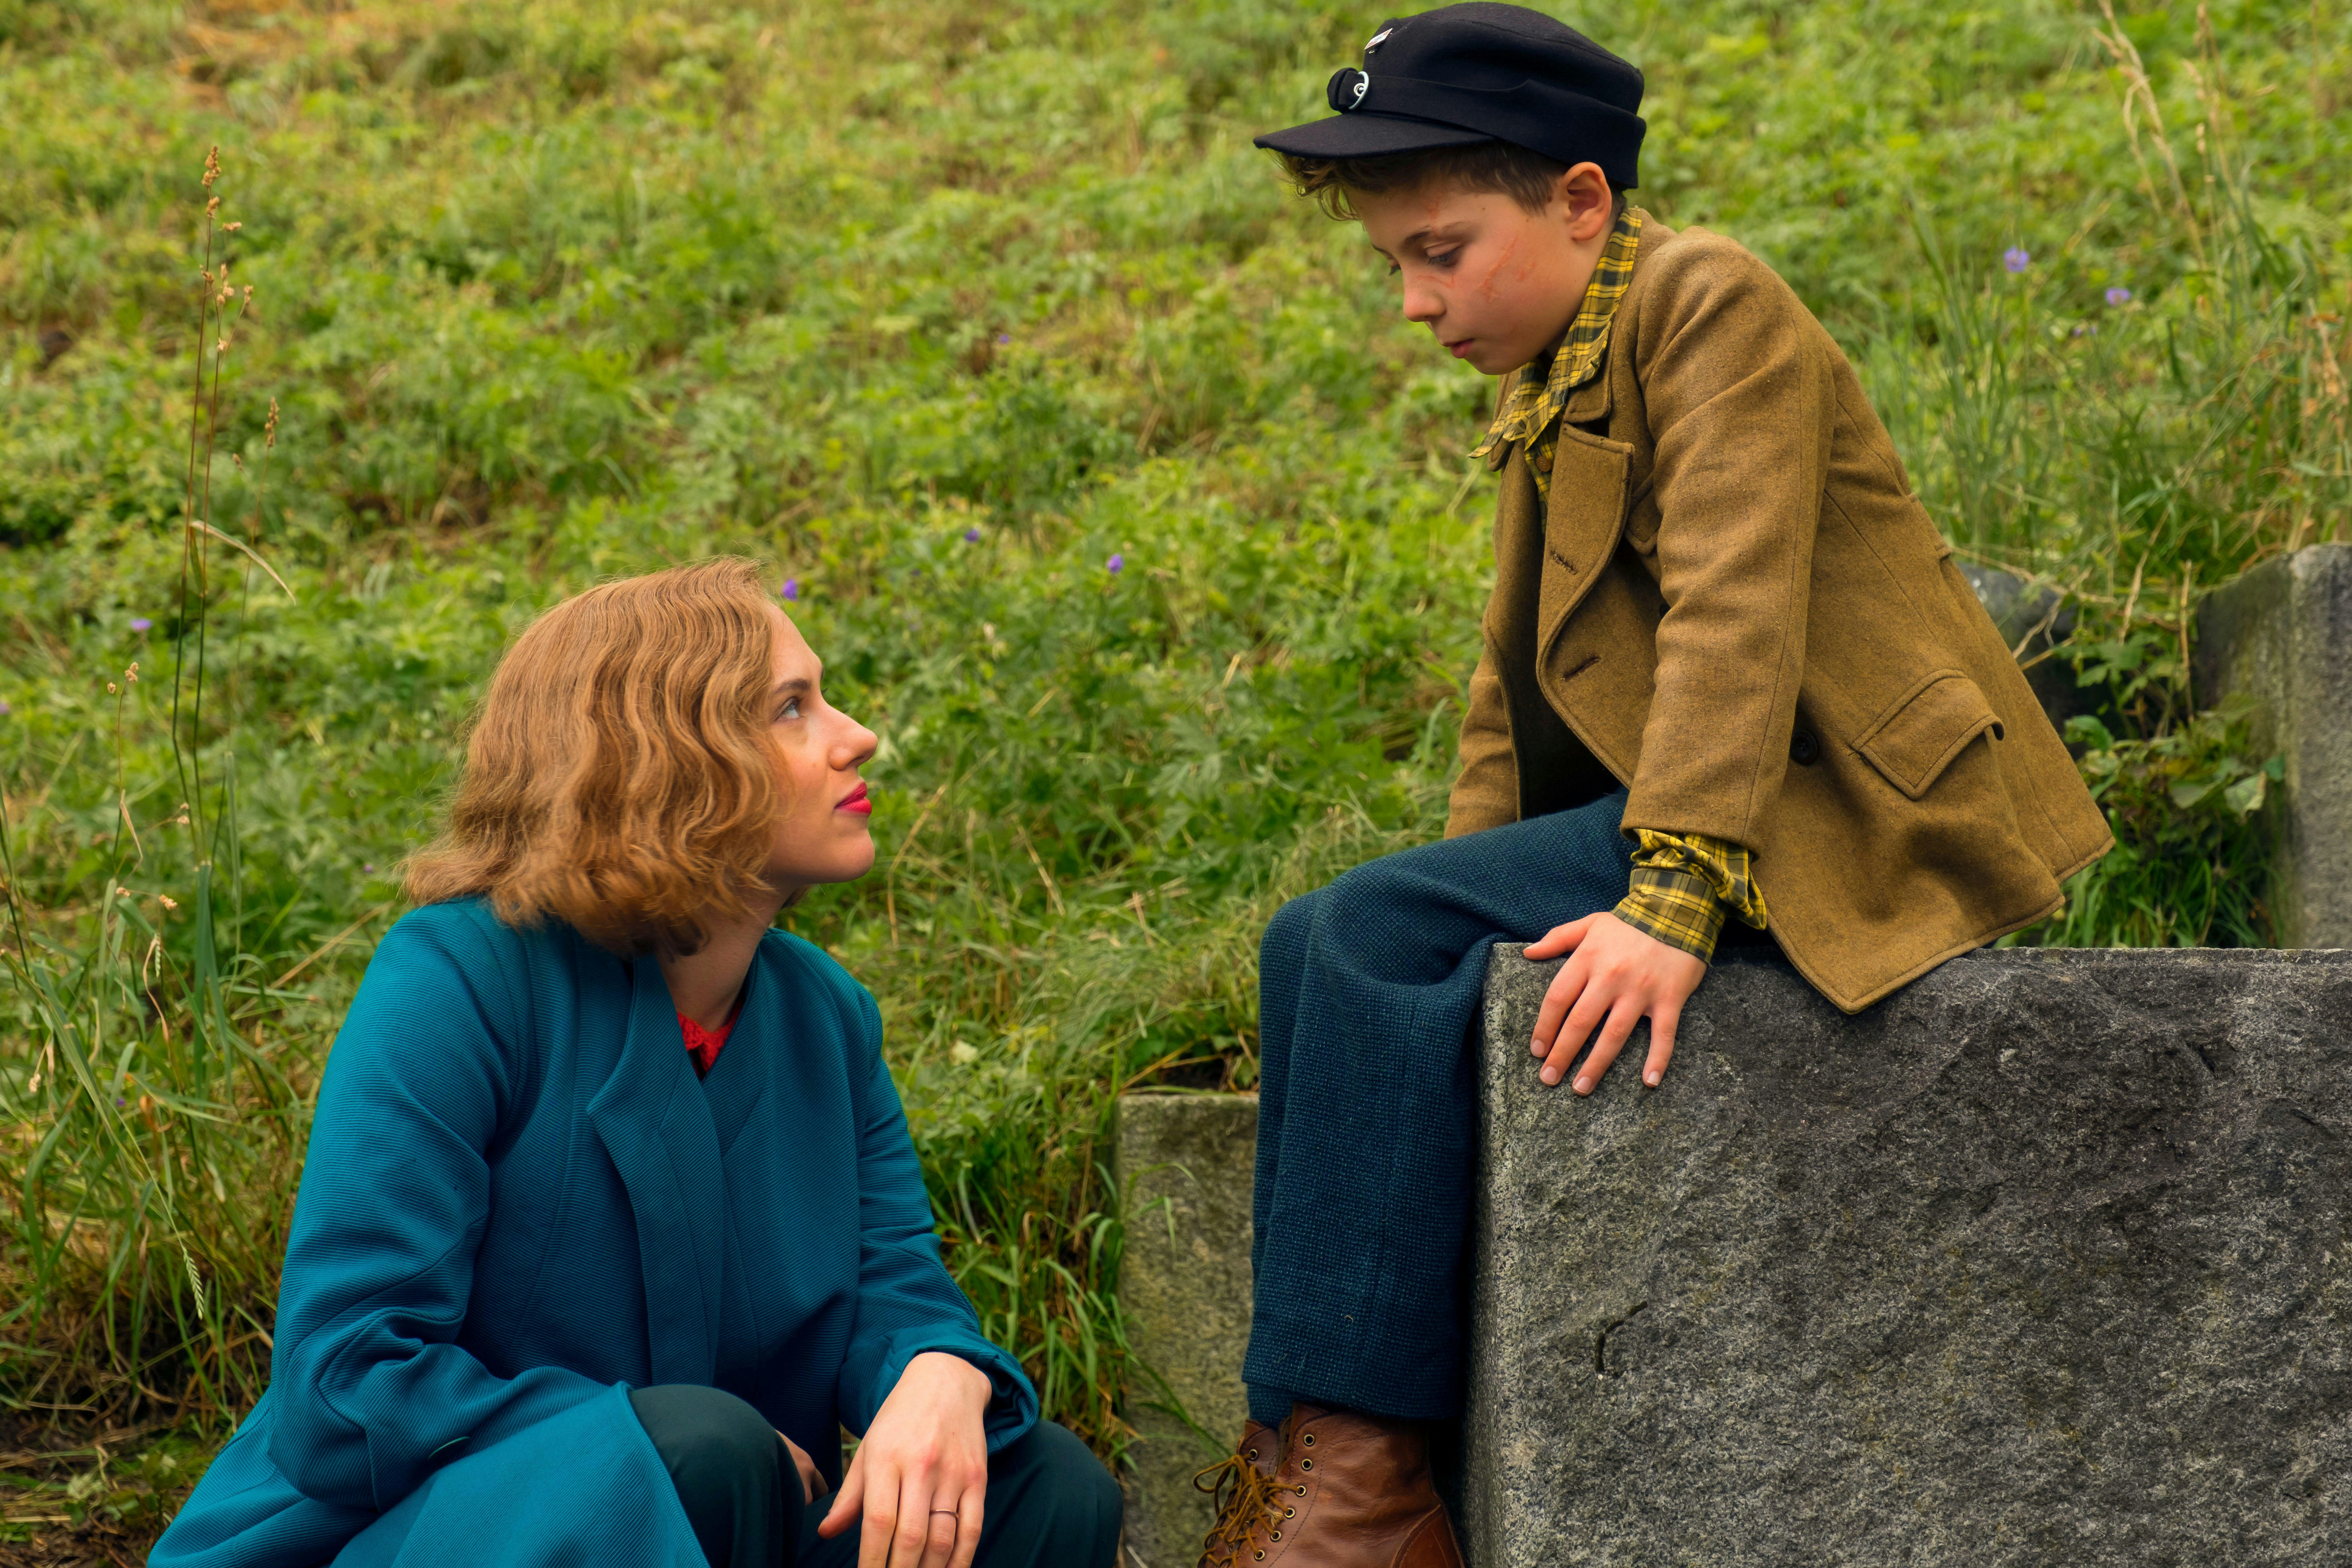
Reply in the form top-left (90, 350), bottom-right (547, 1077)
top-left (2, 0), bottom-right (2346, 1544)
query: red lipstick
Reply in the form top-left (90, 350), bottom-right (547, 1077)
top-left (837, 781), bottom-right (872, 816)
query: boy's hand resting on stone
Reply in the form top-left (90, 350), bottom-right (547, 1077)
top-left (1524, 913), bottom-right (1707, 1094)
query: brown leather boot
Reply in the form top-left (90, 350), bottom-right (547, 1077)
top-left (1243, 1404), bottom-right (1462, 1567)
top-left (1193, 1419), bottom-right (1284, 1567)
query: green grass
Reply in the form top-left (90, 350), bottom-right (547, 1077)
top-left (1, 0), bottom-right (2348, 1540)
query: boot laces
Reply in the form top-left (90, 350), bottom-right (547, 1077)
top-left (1192, 1450), bottom-right (1281, 1566)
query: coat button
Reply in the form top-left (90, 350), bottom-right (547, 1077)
top-left (1789, 729), bottom-right (1821, 765)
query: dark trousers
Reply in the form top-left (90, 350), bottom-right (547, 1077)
top-left (629, 1386), bottom-right (1121, 1568)
top-left (1244, 793), bottom-right (1636, 1426)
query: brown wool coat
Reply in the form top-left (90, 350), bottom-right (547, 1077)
top-left (1448, 215), bottom-right (2112, 1013)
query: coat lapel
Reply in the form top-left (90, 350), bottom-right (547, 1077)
top-left (588, 956), bottom-right (727, 1388)
top-left (1535, 426), bottom-right (1635, 661)
top-left (700, 958), bottom-right (772, 1156)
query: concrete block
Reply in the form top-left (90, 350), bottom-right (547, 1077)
top-left (2194, 543), bottom-right (2352, 949)
top-left (1469, 942), bottom-right (2352, 1566)
top-left (1116, 1093), bottom-right (1258, 1568)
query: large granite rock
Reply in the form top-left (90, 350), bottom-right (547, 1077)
top-left (2195, 543), bottom-right (2352, 949)
top-left (1468, 943), bottom-right (2352, 1567)
top-left (1116, 1093), bottom-right (1259, 1568)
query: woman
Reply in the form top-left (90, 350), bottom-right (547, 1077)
top-left (152, 561), bottom-right (1120, 1568)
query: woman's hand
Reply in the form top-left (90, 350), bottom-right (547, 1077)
top-left (782, 1432), bottom-right (827, 1506)
top-left (1524, 912), bottom-right (1707, 1093)
top-left (818, 1350), bottom-right (994, 1568)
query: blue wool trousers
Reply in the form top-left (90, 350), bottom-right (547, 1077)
top-left (1245, 792), bottom-right (1636, 1425)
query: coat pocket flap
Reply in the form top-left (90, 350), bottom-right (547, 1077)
top-left (1854, 671), bottom-right (2004, 800)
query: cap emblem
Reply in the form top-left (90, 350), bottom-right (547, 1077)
top-left (1327, 67), bottom-right (1371, 112)
top-left (1364, 28), bottom-right (1392, 51)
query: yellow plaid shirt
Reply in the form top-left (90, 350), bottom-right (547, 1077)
top-left (1469, 206), bottom-right (1770, 962)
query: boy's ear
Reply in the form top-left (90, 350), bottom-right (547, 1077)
top-left (1552, 162), bottom-right (1615, 243)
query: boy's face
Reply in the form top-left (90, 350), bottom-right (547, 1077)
top-left (1357, 161), bottom-right (1616, 377)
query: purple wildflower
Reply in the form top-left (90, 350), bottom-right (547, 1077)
top-left (131, 617), bottom-right (153, 633)
top-left (0, 699), bottom-right (11, 716)
top-left (782, 578), bottom-right (800, 601)
top-left (964, 527), bottom-right (982, 543)
top-left (1106, 553), bottom-right (1124, 574)
top-left (996, 333), bottom-right (1011, 345)
top-left (2003, 247), bottom-right (2031, 274)
top-left (363, 862), bottom-right (376, 873)
top-left (2105, 286), bottom-right (2132, 307)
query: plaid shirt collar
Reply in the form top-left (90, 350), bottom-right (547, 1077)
top-left (1469, 206), bottom-right (1643, 488)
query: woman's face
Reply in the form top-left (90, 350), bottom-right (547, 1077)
top-left (760, 604), bottom-right (879, 894)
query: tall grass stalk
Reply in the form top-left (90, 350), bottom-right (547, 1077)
top-left (1, 151), bottom-right (297, 1431)
top-left (1884, 7), bottom-right (2350, 611)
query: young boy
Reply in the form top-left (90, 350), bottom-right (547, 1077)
top-left (1193, 6), bottom-right (2113, 1565)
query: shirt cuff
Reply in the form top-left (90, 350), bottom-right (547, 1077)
top-left (1626, 829), bottom-right (1770, 930)
top-left (1614, 864), bottom-right (1729, 962)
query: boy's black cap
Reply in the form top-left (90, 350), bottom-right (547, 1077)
top-left (1252, 2), bottom-right (1645, 189)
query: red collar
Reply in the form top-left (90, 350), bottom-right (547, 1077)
top-left (679, 993), bottom-right (745, 1077)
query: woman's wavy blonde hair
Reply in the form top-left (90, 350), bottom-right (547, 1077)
top-left (405, 558), bottom-right (783, 956)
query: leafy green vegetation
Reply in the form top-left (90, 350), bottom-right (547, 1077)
top-left (2, 0), bottom-right (2347, 1541)
top-left (2039, 702), bottom-right (2281, 946)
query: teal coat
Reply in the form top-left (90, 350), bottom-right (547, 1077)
top-left (151, 900), bottom-right (1036, 1567)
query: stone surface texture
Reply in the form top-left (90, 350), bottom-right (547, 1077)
top-left (1116, 1093), bottom-right (1259, 1568)
top-left (1468, 944), bottom-right (2352, 1567)
top-left (2194, 542), bottom-right (2352, 948)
